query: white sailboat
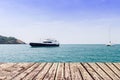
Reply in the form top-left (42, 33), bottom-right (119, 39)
top-left (106, 41), bottom-right (112, 46)
top-left (106, 26), bottom-right (112, 46)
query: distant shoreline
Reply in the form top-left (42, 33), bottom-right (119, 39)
top-left (0, 35), bottom-right (25, 44)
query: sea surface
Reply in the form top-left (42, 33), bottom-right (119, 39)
top-left (0, 44), bottom-right (120, 62)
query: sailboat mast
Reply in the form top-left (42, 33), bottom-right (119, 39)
top-left (108, 26), bottom-right (111, 43)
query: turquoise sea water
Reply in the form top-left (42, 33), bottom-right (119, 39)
top-left (0, 44), bottom-right (120, 62)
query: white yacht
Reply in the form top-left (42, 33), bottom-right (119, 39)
top-left (30, 39), bottom-right (59, 47)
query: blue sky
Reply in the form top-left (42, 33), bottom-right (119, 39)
top-left (0, 0), bottom-right (120, 44)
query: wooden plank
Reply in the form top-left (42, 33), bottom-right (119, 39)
top-left (43, 63), bottom-right (58, 80)
top-left (12, 63), bottom-right (39, 80)
top-left (106, 63), bottom-right (120, 78)
top-left (3, 63), bottom-right (29, 73)
top-left (0, 63), bottom-right (16, 70)
top-left (55, 63), bottom-right (65, 80)
top-left (5, 63), bottom-right (34, 80)
top-left (77, 63), bottom-right (93, 80)
top-left (0, 63), bottom-right (4, 65)
top-left (0, 63), bottom-right (17, 80)
top-left (113, 63), bottom-right (120, 71)
top-left (0, 76), bottom-right (6, 80)
top-left (0, 71), bottom-right (9, 80)
top-left (64, 63), bottom-right (72, 80)
top-left (88, 63), bottom-right (112, 80)
top-left (97, 63), bottom-right (120, 80)
top-left (82, 63), bottom-right (103, 80)
top-left (35, 63), bottom-right (53, 80)
top-left (0, 63), bottom-right (17, 73)
top-left (23, 63), bottom-right (46, 80)
top-left (70, 63), bottom-right (82, 80)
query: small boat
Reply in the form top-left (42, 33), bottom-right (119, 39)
top-left (106, 41), bottom-right (112, 46)
top-left (30, 39), bottom-right (59, 47)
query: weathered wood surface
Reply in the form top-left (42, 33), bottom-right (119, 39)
top-left (0, 63), bottom-right (119, 80)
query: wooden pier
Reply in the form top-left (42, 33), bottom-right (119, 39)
top-left (0, 63), bottom-right (120, 80)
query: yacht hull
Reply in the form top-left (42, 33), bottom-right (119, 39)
top-left (30, 43), bottom-right (59, 47)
